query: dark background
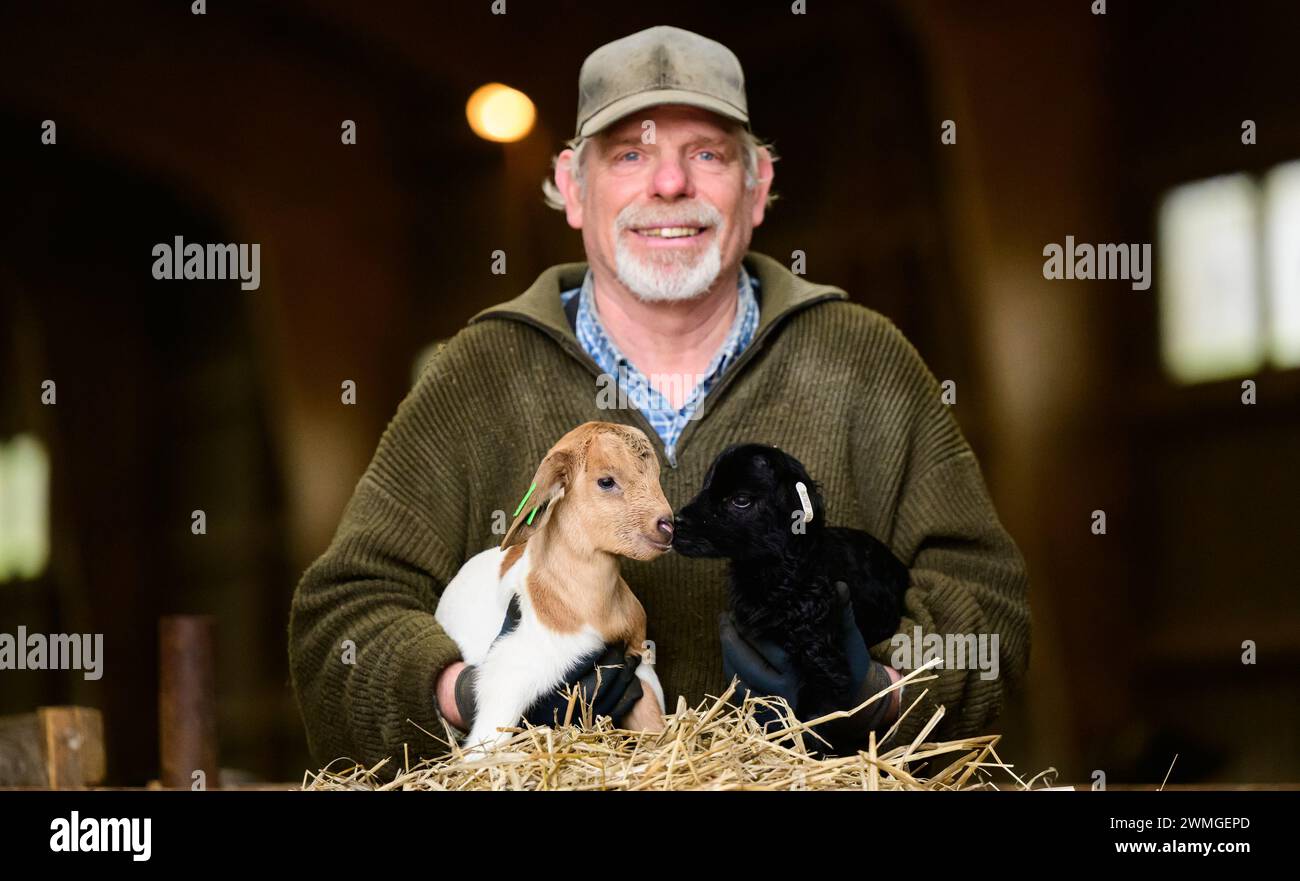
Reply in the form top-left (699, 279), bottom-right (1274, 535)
top-left (2, 0), bottom-right (1297, 786)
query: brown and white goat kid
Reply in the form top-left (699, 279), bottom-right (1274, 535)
top-left (435, 422), bottom-right (672, 750)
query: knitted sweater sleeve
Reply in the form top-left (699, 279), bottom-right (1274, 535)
top-left (863, 319), bottom-right (1032, 748)
top-left (288, 345), bottom-right (473, 772)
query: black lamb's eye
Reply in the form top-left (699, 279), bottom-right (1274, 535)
top-left (730, 494), bottom-right (752, 509)
top-left (597, 476), bottom-right (617, 490)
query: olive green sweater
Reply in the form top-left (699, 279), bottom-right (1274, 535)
top-left (288, 251), bottom-right (1031, 770)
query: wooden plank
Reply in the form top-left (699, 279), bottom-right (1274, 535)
top-left (0, 707), bottom-right (104, 787)
top-left (39, 706), bottom-right (105, 789)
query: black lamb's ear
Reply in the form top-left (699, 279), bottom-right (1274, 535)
top-left (779, 452), bottom-right (824, 526)
top-left (793, 479), bottom-right (816, 525)
top-left (809, 478), bottom-right (828, 524)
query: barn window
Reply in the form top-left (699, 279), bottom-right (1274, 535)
top-left (1158, 162), bottom-right (1300, 383)
top-left (0, 434), bottom-right (51, 582)
top-left (1265, 160), bottom-right (1300, 369)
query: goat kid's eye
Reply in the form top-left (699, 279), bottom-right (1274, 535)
top-left (729, 494), bottom-right (752, 509)
top-left (597, 476), bottom-right (618, 490)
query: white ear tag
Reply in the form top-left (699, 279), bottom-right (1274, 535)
top-left (641, 639), bottom-right (656, 666)
top-left (795, 481), bottom-right (814, 524)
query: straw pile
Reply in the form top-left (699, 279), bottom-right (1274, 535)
top-left (302, 661), bottom-right (1056, 791)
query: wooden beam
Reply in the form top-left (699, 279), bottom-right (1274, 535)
top-left (0, 706), bottom-right (105, 787)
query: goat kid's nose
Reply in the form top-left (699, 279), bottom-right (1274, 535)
top-left (656, 517), bottom-right (674, 540)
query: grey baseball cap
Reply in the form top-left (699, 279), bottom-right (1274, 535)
top-left (575, 26), bottom-right (750, 138)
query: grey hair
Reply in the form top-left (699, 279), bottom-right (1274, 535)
top-left (540, 127), bottom-right (779, 211)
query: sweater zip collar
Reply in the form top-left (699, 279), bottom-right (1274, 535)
top-left (467, 250), bottom-right (848, 468)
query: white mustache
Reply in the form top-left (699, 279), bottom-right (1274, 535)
top-left (616, 201), bottom-right (723, 231)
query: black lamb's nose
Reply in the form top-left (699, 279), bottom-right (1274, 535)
top-left (656, 517), bottom-right (674, 540)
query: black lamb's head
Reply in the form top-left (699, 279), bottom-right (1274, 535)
top-left (672, 443), bottom-right (825, 562)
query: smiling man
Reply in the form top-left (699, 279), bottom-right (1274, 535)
top-left (289, 25), bottom-right (1031, 770)
top-left (547, 101), bottom-right (766, 417)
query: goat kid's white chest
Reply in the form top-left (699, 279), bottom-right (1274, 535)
top-left (434, 544), bottom-right (603, 748)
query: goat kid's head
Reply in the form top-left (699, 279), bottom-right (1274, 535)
top-left (501, 422), bottom-right (675, 561)
top-left (672, 443), bottom-right (825, 561)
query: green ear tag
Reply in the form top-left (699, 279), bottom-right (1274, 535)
top-left (526, 503), bottom-right (541, 526)
top-left (513, 481), bottom-right (537, 517)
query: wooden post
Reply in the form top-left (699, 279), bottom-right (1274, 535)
top-left (158, 615), bottom-right (219, 789)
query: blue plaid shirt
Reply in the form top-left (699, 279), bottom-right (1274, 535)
top-left (561, 267), bottom-right (760, 465)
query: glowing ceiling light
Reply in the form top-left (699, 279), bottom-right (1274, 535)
top-left (466, 83), bottom-right (536, 143)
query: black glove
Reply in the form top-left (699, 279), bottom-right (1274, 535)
top-left (523, 642), bottom-right (644, 727)
top-left (719, 611), bottom-right (801, 737)
top-left (451, 598), bottom-right (644, 731)
top-left (814, 659), bottom-right (894, 754)
top-left (718, 583), bottom-right (895, 753)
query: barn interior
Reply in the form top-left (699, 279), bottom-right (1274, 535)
top-left (1, 0), bottom-right (1296, 787)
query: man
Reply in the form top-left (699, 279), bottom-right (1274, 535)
top-left (289, 25), bottom-right (1030, 769)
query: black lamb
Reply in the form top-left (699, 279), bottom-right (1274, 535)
top-left (672, 443), bottom-right (909, 716)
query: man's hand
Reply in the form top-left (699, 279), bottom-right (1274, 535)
top-left (718, 582), bottom-right (901, 752)
top-left (523, 642), bottom-right (644, 727)
top-left (435, 660), bottom-right (469, 730)
top-left (719, 611), bottom-right (800, 714)
top-left (435, 602), bottom-right (645, 734)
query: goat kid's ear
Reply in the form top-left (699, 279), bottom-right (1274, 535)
top-left (501, 449), bottom-right (573, 550)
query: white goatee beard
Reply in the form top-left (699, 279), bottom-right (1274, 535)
top-left (613, 204), bottom-right (726, 303)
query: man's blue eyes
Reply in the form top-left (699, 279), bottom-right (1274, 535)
top-left (616, 151), bottom-right (720, 162)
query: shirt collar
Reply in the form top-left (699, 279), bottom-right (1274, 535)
top-left (574, 265), bottom-right (759, 380)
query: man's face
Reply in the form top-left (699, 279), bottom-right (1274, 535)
top-left (556, 105), bottom-right (773, 302)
